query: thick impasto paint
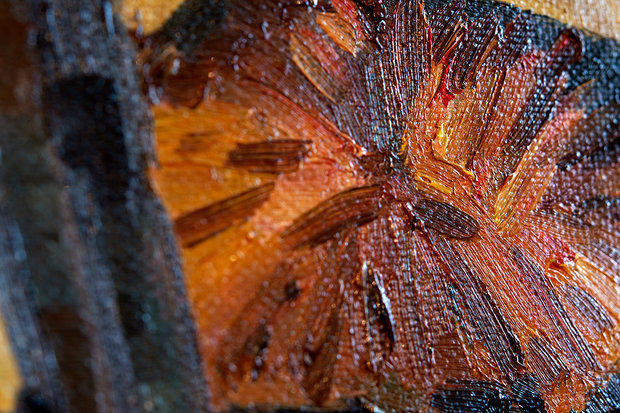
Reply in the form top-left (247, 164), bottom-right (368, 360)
top-left (140, 0), bottom-right (619, 411)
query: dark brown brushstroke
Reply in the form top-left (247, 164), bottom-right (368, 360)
top-left (410, 199), bottom-right (480, 239)
top-left (558, 103), bottom-right (620, 171)
top-left (511, 247), bottom-right (598, 370)
top-left (562, 284), bottom-right (614, 334)
top-left (281, 185), bottom-right (383, 248)
top-left (217, 260), bottom-right (299, 384)
top-left (362, 263), bottom-right (395, 357)
top-left (500, 29), bottom-right (583, 174)
top-left (575, 196), bottom-right (620, 224)
top-left (301, 306), bottom-right (343, 405)
top-left (175, 182), bottom-right (275, 247)
top-left (36, 308), bottom-right (96, 411)
top-left (426, 230), bottom-right (525, 380)
top-left (447, 13), bottom-right (501, 92)
top-left (431, 4), bottom-right (467, 65)
top-left (227, 139), bottom-right (311, 174)
top-left (298, 233), bottom-right (359, 404)
top-left (240, 321), bottom-right (272, 381)
top-left (526, 336), bottom-right (567, 388)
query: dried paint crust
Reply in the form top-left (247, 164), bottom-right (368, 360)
top-left (139, 0), bottom-right (619, 412)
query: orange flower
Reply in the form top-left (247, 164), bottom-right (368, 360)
top-left (143, 1), bottom-right (620, 411)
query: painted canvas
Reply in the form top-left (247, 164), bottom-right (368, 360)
top-left (0, 0), bottom-right (617, 412)
top-left (138, 0), bottom-right (620, 411)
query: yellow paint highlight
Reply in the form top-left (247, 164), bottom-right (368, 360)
top-left (458, 165), bottom-right (476, 180)
top-left (432, 123), bottom-right (476, 180)
top-left (398, 134), bottom-right (409, 158)
top-left (415, 171), bottom-right (452, 195)
top-left (434, 123), bottom-right (448, 154)
top-left (115, 0), bottom-right (185, 35)
top-left (0, 317), bottom-right (20, 413)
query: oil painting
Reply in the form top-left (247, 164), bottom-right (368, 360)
top-left (0, 0), bottom-right (618, 412)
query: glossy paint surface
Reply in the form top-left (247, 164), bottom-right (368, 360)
top-left (141, 1), bottom-right (620, 411)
